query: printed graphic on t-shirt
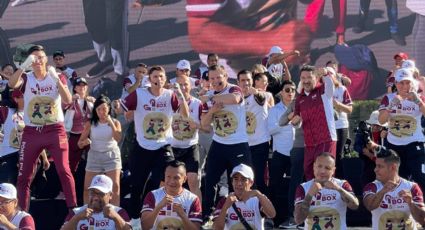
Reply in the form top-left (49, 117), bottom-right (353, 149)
top-left (212, 110), bottom-right (238, 137)
top-left (143, 112), bottom-right (170, 140)
top-left (156, 216), bottom-right (183, 230)
top-left (306, 207), bottom-right (340, 230)
top-left (172, 114), bottom-right (196, 140)
top-left (27, 96), bottom-right (58, 125)
top-left (379, 211), bottom-right (414, 230)
top-left (9, 119), bottom-right (25, 148)
top-left (229, 222), bottom-right (256, 230)
top-left (245, 111), bottom-right (257, 135)
top-left (389, 115), bottom-right (417, 137)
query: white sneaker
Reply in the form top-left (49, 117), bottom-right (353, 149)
top-left (11, 0), bottom-right (28, 7)
top-left (130, 218), bottom-right (142, 230)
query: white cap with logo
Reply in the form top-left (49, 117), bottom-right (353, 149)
top-left (401, 60), bottom-right (416, 70)
top-left (395, 68), bottom-right (415, 83)
top-left (230, 164), bottom-right (254, 181)
top-left (0, 183), bottom-right (17, 199)
top-left (88, 175), bottom-right (113, 194)
top-left (176, 59), bottom-right (191, 70)
top-left (267, 46), bottom-right (283, 56)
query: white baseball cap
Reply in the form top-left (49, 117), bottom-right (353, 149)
top-left (267, 46), bottom-right (283, 56)
top-left (395, 68), bottom-right (415, 83)
top-left (176, 59), bottom-right (191, 70)
top-left (88, 175), bottom-right (113, 194)
top-left (230, 164), bottom-right (254, 181)
top-left (0, 183), bottom-right (17, 199)
top-left (366, 110), bottom-right (387, 127)
top-left (401, 60), bottom-right (416, 70)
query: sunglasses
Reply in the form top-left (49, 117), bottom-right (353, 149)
top-left (284, 88), bottom-right (296, 93)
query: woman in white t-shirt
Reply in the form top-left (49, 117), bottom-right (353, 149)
top-left (78, 95), bottom-right (122, 206)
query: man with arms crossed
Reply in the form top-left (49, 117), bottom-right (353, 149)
top-left (141, 161), bottom-right (202, 230)
top-left (363, 147), bottom-right (425, 229)
top-left (294, 152), bottom-right (359, 229)
top-left (62, 175), bottom-right (131, 230)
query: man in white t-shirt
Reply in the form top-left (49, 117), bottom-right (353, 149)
top-left (294, 152), bottom-right (359, 229)
top-left (199, 65), bottom-right (252, 220)
top-left (363, 147), bottom-right (425, 229)
top-left (141, 161), bottom-right (202, 230)
top-left (121, 63), bottom-right (150, 99)
top-left (62, 175), bottom-right (131, 230)
top-left (237, 70), bottom-right (270, 194)
top-left (114, 65), bottom-right (189, 223)
top-left (8, 45), bottom-right (76, 212)
top-left (213, 164), bottom-right (276, 230)
top-left (169, 59), bottom-right (199, 89)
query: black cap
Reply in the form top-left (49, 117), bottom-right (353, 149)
top-left (74, 77), bottom-right (88, 86)
top-left (53, 50), bottom-right (65, 58)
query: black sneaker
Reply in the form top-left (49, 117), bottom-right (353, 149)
top-left (391, 33), bottom-right (406, 46)
top-left (86, 60), bottom-right (113, 78)
top-left (279, 217), bottom-right (298, 229)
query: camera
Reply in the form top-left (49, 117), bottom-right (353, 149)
top-left (354, 121), bottom-right (372, 145)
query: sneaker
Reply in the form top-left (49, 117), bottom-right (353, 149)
top-left (390, 33), bottom-right (406, 46)
top-left (86, 60), bottom-right (113, 78)
top-left (279, 217), bottom-right (298, 229)
top-left (130, 218), bottom-right (142, 230)
top-left (11, 0), bottom-right (28, 7)
top-left (264, 218), bottom-right (274, 230)
top-left (201, 216), bottom-right (213, 229)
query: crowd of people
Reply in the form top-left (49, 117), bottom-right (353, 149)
top-left (0, 43), bottom-right (424, 230)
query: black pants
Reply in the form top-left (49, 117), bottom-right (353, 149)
top-left (0, 152), bottom-right (19, 185)
top-left (82, 0), bottom-right (126, 49)
top-left (202, 141), bottom-right (251, 217)
top-left (128, 144), bottom-right (174, 219)
top-left (388, 141), bottom-right (425, 193)
top-left (335, 128), bottom-right (348, 178)
top-left (288, 147), bottom-right (304, 214)
top-left (269, 152), bottom-right (291, 220)
top-left (249, 142), bottom-right (269, 194)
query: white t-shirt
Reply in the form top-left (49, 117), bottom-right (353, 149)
top-left (171, 97), bottom-right (207, 148)
top-left (121, 74), bottom-right (150, 99)
top-left (295, 178), bottom-right (354, 230)
top-left (142, 187), bottom-right (202, 229)
top-left (333, 85), bottom-right (352, 129)
top-left (363, 178), bottom-right (424, 230)
top-left (64, 204), bottom-right (130, 230)
top-left (206, 84), bottom-right (248, 144)
top-left (21, 72), bottom-right (65, 126)
top-left (121, 88), bottom-right (180, 150)
top-left (245, 93), bottom-right (270, 146)
top-left (213, 195), bottom-right (265, 230)
top-left (379, 93), bottom-right (425, 145)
